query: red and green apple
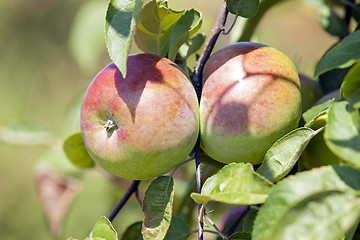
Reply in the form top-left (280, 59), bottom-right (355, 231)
top-left (199, 42), bottom-right (302, 165)
top-left (80, 54), bottom-right (199, 180)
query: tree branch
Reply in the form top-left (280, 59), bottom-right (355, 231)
top-left (107, 180), bottom-right (141, 222)
top-left (194, 139), bottom-right (204, 240)
top-left (191, 1), bottom-right (229, 239)
top-left (192, 0), bottom-right (229, 99)
top-left (204, 212), bottom-right (228, 239)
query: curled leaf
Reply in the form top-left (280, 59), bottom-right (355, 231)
top-left (91, 216), bottom-right (118, 240)
top-left (34, 167), bottom-right (81, 237)
top-left (167, 9), bottom-right (202, 61)
top-left (257, 127), bottom-right (323, 182)
top-left (302, 99), bottom-right (333, 126)
top-left (135, 0), bottom-right (184, 56)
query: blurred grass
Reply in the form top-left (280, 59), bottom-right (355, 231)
top-left (0, 0), bottom-right (338, 239)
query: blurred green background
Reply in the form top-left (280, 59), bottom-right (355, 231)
top-left (0, 0), bottom-right (337, 239)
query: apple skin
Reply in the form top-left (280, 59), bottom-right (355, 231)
top-left (199, 42), bottom-right (302, 165)
top-left (80, 54), bottom-right (199, 180)
top-left (299, 73), bottom-right (323, 112)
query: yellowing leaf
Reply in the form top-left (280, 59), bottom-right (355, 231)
top-left (142, 176), bottom-right (174, 240)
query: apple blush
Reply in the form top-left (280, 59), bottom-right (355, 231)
top-left (199, 42), bottom-right (302, 165)
top-left (80, 54), bottom-right (199, 180)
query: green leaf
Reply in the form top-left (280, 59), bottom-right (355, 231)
top-left (257, 127), bottom-right (322, 182)
top-left (314, 30), bottom-right (360, 78)
top-left (191, 163), bottom-right (273, 205)
top-left (91, 216), bottom-right (118, 240)
top-left (226, 0), bottom-right (260, 18)
top-left (303, 99), bottom-right (333, 124)
top-left (341, 62), bottom-right (360, 108)
top-left (228, 232), bottom-right (252, 240)
top-left (341, 61), bottom-right (360, 99)
top-left (163, 216), bottom-right (190, 240)
top-left (241, 207), bottom-right (258, 233)
top-left (63, 132), bottom-right (94, 168)
top-left (121, 222), bottom-right (143, 240)
top-left (319, 4), bottom-right (348, 38)
top-left (219, 206), bottom-right (257, 237)
top-left (167, 9), bottom-right (202, 61)
top-left (347, 88), bottom-right (360, 108)
top-left (252, 166), bottom-right (360, 240)
top-left (142, 176), bottom-right (174, 240)
top-left (135, 0), bottom-right (184, 56)
top-left (324, 100), bottom-right (360, 168)
top-left (302, 99), bottom-right (334, 130)
top-left (178, 33), bottom-right (206, 59)
top-left (121, 216), bottom-right (189, 240)
top-left (344, 221), bottom-right (358, 240)
top-left (105, 0), bottom-right (143, 78)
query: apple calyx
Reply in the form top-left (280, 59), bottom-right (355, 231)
top-left (104, 119), bottom-right (118, 133)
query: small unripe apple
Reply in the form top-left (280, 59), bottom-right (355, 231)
top-left (200, 42), bottom-right (302, 165)
top-left (80, 54), bottom-right (199, 180)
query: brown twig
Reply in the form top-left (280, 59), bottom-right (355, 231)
top-left (107, 180), bottom-right (141, 222)
top-left (191, 1), bottom-right (229, 239)
top-left (192, 0), bottom-right (229, 99)
top-left (204, 212), bottom-right (228, 239)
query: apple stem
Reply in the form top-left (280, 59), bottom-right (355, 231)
top-left (170, 154), bottom-right (196, 177)
top-left (222, 14), bottom-right (239, 35)
top-left (107, 180), bottom-right (141, 222)
top-left (191, 2), bottom-right (229, 239)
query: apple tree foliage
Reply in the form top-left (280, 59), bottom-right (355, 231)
top-left (59, 0), bottom-right (360, 239)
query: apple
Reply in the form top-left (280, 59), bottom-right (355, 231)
top-left (199, 42), bottom-right (302, 165)
top-left (299, 73), bottom-right (323, 112)
top-left (80, 54), bottom-right (199, 180)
